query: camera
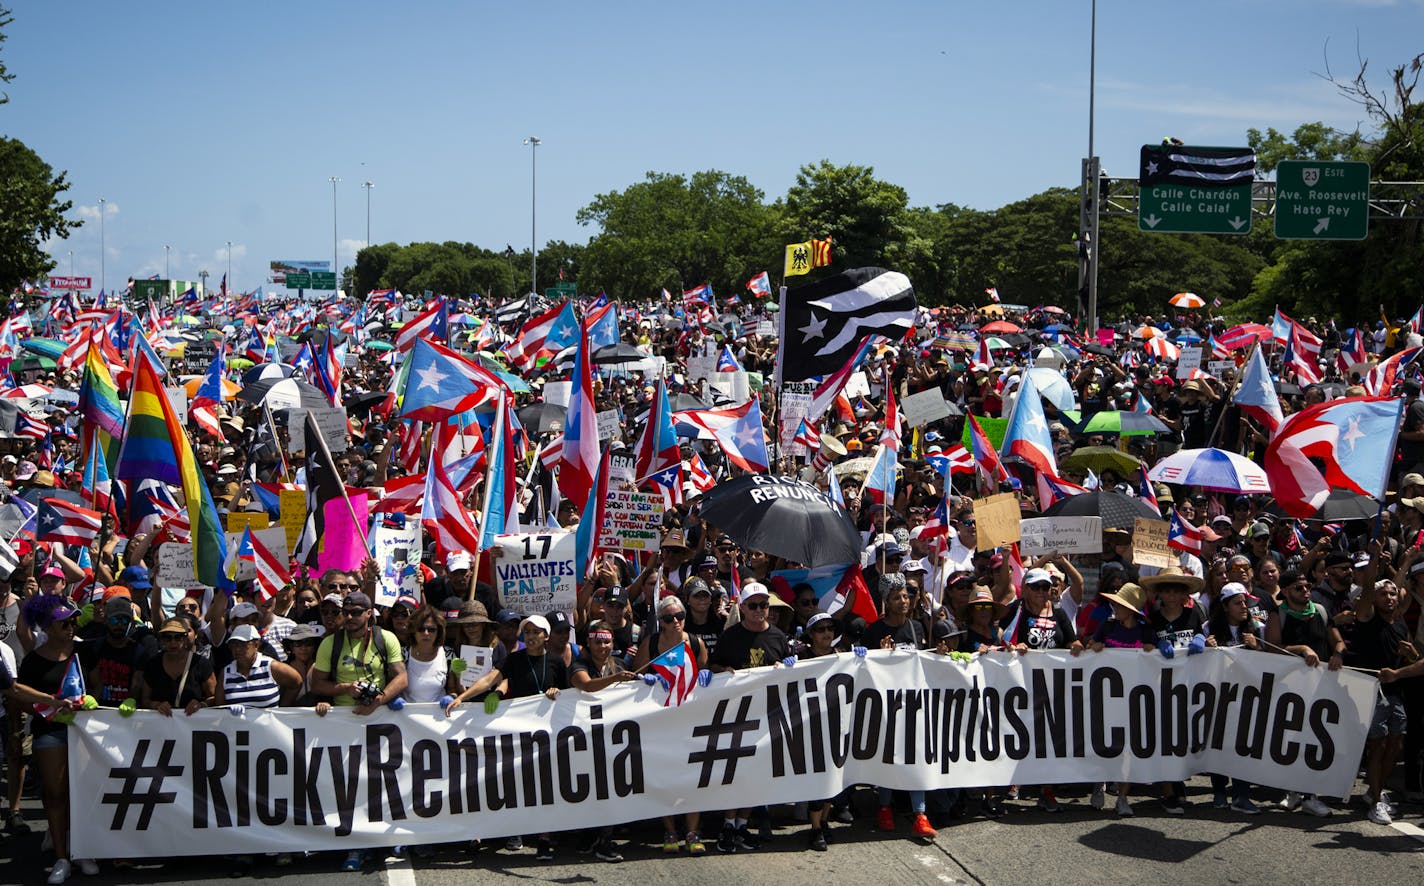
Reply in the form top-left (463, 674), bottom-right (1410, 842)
top-left (353, 680), bottom-right (381, 707)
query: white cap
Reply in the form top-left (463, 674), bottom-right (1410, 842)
top-left (227, 624), bottom-right (261, 643)
top-left (446, 551), bottom-right (472, 571)
top-left (740, 582), bottom-right (770, 601)
top-left (1219, 582), bottom-right (1250, 601)
top-left (518, 614), bottom-right (551, 636)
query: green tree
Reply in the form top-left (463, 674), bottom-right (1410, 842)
top-left (781, 160), bottom-right (917, 271)
top-left (0, 137), bottom-right (79, 292)
top-left (577, 170), bottom-right (778, 299)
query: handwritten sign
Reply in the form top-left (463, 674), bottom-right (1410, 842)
top-left (493, 531), bottom-right (578, 616)
top-left (226, 512), bottom-right (270, 534)
top-left (1019, 516), bottom-right (1103, 557)
top-left (843, 371), bottom-right (871, 400)
top-left (902, 388), bottom-right (952, 428)
top-left (457, 645), bottom-right (494, 688)
top-left (780, 381), bottom-right (815, 452)
top-left (608, 454), bottom-right (636, 488)
top-left (165, 387), bottom-right (189, 425)
top-left (1208, 359), bottom-right (1236, 378)
top-left (1133, 517), bottom-right (1173, 568)
top-left (973, 493), bottom-right (1021, 551)
top-left (280, 489), bottom-right (308, 552)
top-left (543, 381), bottom-right (571, 408)
top-left (755, 320), bottom-right (776, 338)
top-left (284, 405), bottom-right (347, 454)
top-left (596, 409), bottom-right (621, 441)
top-left (1175, 347), bottom-right (1203, 380)
top-left (598, 489), bottom-right (666, 553)
top-left (370, 513), bottom-right (422, 608)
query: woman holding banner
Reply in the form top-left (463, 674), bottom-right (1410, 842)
top-left (1206, 583), bottom-right (1265, 814)
top-left (569, 620), bottom-right (639, 862)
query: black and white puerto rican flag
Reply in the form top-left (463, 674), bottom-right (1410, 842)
top-left (1139, 144), bottom-right (1255, 188)
top-left (778, 267), bottom-right (917, 382)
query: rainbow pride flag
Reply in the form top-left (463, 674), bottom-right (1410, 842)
top-left (78, 339), bottom-right (123, 469)
top-left (114, 349), bottom-right (227, 586)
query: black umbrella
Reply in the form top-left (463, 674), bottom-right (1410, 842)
top-left (1041, 489), bottom-right (1162, 528)
top-left (1264, 489), bottom-right (1379, 522)
top-left (1081, 343), bottom-right (1116, 357)
top-left (517, 402), bottom-right (567, 434)
top-left (236, 377), bottom-right (329, 411)
top-left (697, 475), bottom-right (862, 567)
top-left (591, 343), bottom-right (648, 366)
top-left (344, 390), bottom-right (388, 414)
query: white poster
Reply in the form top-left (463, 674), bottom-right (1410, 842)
top-left (596, 409), bottom-right (621, 441)
top-left (901, 388), bottom-right (952, 428)
top-left (284, 405), bottom-right (348, 454)
top-left (780, 381), bottom-right (816, 453)
top-left (493, 531), bottom-right (578, 615)
top-left (69, 649), bottom-right (1375, 858)
top-left (155, 528), bottom-right (290, 590)
top-left (458, 645), bottom-right (494, 688)
top-left (1018, 517), bottom-right (1104, 556)
top-left (370, 515), bottom-right (423, 608)
top-left (543, 381), bottom-right (571, 408)
top-left (1175, 347), bottom-right (1204, 379)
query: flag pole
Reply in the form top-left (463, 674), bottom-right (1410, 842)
top-left (305, 409), bottom-right (369, 550)
top-left (1206, 339), bottom-right (1256, 450)
top-left (263, 399), bottom-right (291, 481)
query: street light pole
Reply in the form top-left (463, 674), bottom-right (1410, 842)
top-left (226, 241), bottom-right (233, 294)
top-left (329, 176), bottom-right (341, 294)
top-left (523, 136), bottom-right (541, 296)
top-left (1078, 0), bottom-right (1102, 336)
top-left (98, 197), bottom-right (106, 295)
top-left (164, 245), bottom-right (170, 280)
top-left (363, 181), bottom-right (374, 247)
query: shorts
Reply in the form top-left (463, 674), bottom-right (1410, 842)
top-left (1369, 694), bottom-right (1408, 739)
top-left (33, 729), bottom-right (67, 752)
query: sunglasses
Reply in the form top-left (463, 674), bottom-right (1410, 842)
top-left (956, 519), bottom-right (977, 528)
top-left (745, 601), bottom-right (769, 611)
top-left (177, 604), bottom-right (199, 613)
top-left (158, 632), bottom-right (186, 642)
top-left (326, 582), bottom-right (359, 591)
top-left (417, 625), bottom-right (439, 634)
top-left (950, 580), bottom-right (975, 589)
top-left (660, 613), bottom-right (685, 623)
top-left (343, 607), bottom-right (367, 615)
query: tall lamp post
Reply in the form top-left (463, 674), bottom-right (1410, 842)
top-left (363, 180), bottom-right (374, 247)
top-left (329, 176), bottom-right (341, 292)
top-left (1078, 0), bottom-right (1102, 335)
top-left (523, 136), bottom-right (540, 296)
top-left (225, 241), bottom-right (233, 294)
top-left (164, 245), bottom-right (170, 280)
top-left (98, 197), bottom-right (106, 296)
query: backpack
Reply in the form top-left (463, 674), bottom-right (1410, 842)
top-left (328, 625), bottom-right (398, 683)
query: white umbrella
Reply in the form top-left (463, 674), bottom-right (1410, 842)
top-left (1026, 367), bottom-right (1076, 412)
top-left (1148, 448), bottom-right (1271, 493)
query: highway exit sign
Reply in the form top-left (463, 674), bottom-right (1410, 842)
top-left (1274, 160), bottom-right (1370, 240)
top-left (285, 272), bottom-right (311, 289)
top-left (1138, 143), bottom-right (1254, 235)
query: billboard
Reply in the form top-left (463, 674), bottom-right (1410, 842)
top-left (269, 260), bottom-right (331, 285)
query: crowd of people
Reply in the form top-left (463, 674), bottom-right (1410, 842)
top-left (1, 284), bottom-right (1422, 881)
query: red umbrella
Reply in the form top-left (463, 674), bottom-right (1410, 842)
top-left (1218, 323), bottom-right (1273, 350)
top-left (980, 320), bottom-right (1022, 334)
top-left (1039, 306), bottom-right (1068, 315)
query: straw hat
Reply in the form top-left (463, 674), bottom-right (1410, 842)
top-left (1140, 566), bottom-right (1204, 595)
top-left (1100, 582), bottom-right (1148, 617)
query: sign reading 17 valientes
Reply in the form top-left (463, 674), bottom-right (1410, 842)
top-left (1274, 160), bottom-right (1370, 240)
top-left (1138, 144), bottom-right (1255, 235)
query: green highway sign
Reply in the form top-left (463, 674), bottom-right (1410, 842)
top-left (1274, 160), bottom-right (1370, 240)
top-left (285, 272), bottom-right (311, 288)
top-left (546, 282), bottom-right (577, 298)
top-left (310, 271), bottom-right (337, 290)
top-left (1138, 182), bottom-right (1253, 234)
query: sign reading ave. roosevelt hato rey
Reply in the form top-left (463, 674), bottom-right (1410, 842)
top-left (69, 649), bottom-right (1373, 858)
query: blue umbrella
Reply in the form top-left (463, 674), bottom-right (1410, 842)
top-left (19, 338), bottom-right (66, 359)
top-left (1174, 331), bottom-right (1203, 344)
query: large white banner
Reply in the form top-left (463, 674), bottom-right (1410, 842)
top-left (69, 649), bottom-right (1375, 858)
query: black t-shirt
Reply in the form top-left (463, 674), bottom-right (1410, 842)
top-left (569, 655), bottom-right (625, 685)
top-left (713, 622), bottom-right (789, 670)
top-left (1278, 605), bottom-right (1331, 659)
top-left (861, 617), bottom-right (926, 650)
top-left (496, 649), bottom-right (569, 699)
top-left (684, 612), bottom-right (725, 660)
top-left (1400, 398), bottom-right (1424, 467)
top-left (142, 653), bottom-right (215, 709)
top-left (78, 636), bottom-right (158, 706)
top-left (19, 651), bottom-right (73, 737)
top-left (1350, 615), bottom-right (1410, 696)
top-left (1148, 606), bottom-right (1205, 650)
top-left (1001, 601), bottom-right (1077, 650)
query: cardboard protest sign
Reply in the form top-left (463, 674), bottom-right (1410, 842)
top-left (780, 381), bottom-right (815, 452)
top-left (155, 527), bottom-right (289, 589)
top-left (494, 531), bottom-right (578, 615)
top-left (973, 493), bottom-right (1021, 551)
top-left (596, 409), bottom-right (620, 441)
top-left (1019, 516), bottom-right (1102, 556)
top-left (370, 513), bottom-right (422, 607)
top-left (226, 512), bottom-right (270, 534)
top-left (598, 489), bottom-right (666, 553)
top-left (279, 489), bottom-right (307, 552)
top-left (1133, 517), bottom-right (1173, 568)
top-left (285, 405), bottom-right (347, 454)
top-left (1175, 347), bottom-right (1203, 380)
top-left (902, 388), bottom-right (952, 428)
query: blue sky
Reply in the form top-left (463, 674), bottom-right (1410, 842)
top-left (4, 1), bottom-right (1421, 295)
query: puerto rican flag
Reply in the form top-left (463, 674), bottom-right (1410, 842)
top-left (649, 640), bottom-right (700, 707)
top-left (1168, 510), bottom-right (1204, 554)
top-left (682, 283), bottom-right (713, 309)
top-left (880, 374), bottom-right (902, 452)
top-left (1337, 328), bottom-right (1368, 377)
top-left (36, 497), bottom-right (103, 546)
top-left (395, 298), bottom-right (449, 352)
top-left (687, 451), bottom-right (717, 493)
top-left (506, 300), bottom-right (578, 372)
top-left (239, 526), bottom-right (291, 602)
top-left (985, 286), bottom-right (1001, 303)
top-left (1002, 372), bottom-right (1057, 475)
top-left (1363, 346), bottom-right (1422, 395)
top-left (971, 335), bottom-right (994, 371)
top-left (927, 443), bottom-right (974, 477)
top-left (421, 449), bottom-right (483, 559)
top-left (372, 475), bottom-right (424, 515)
top-left (558, 322), bottom-right (600, 509)
top-left (673, 399), bottom-right (769, 473)
top-left (539, 434), bottom-right (564, 471)
top-left (792, 419), bottom-right (820, 455)
top-left (745, 271), bottom-right (772, 299)
top-left (967, 413), bottom-right (1010, 495)
top-left (1035, 472), bottom-right (1088, 510)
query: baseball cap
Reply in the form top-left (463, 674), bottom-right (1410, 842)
top-left (900, 560), bottom-right (927, 575)
top-left (1219, 582), bottom-right (1250, 601)
top-left (344, 591), bottom-right (373, 610)
top-left (321, 592), bottom-right (345, 608)
top-left (104, 597), bottom-right (133, 619)
top-left (227, 624), bottom-right (261, 644)
top-left (741, 582), bottom-right (770, 602)
top-left (1404, 472), bottom-right (1424, 489)
top-left (544, 611), bottom-right (572, 632)
top-left (393, 594), bottom-right (420, 612)
top-left (14, 461), bottom-right (36, 481)
top-left (40, 564), bottom-right (65, 580)
top-left (603, 586), bottom-right (628, 606)
top-left (518, 614), bottom-right (551, 636)
top-left (495, 608), bottom-right (522, 624)
top-left (805, 612), bottom-right (833, 631)
top-left (446, 551), bottom-right (472, 572)
top-left (119, 564), bottom-right (152, 589)
top-left (287, 623), bottom-right (326, 643)
top-left (1249, 522), bottom-right (1270, 538)
top-left (1023, 568), bottom-right (1053, 586)
top-left (229, 602), bottom-right (259, 619)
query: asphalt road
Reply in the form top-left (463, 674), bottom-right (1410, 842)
top-left (4, 779), bottom-right (1423, 885)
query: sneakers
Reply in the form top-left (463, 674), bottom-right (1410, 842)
top-left (808, 828), bottom-right (828, 852)
top-left (685, 832), bottom-right (706, 856)
top-left (47, 859), bottom-right (71, 885)
top-left (340, 851), bottom-right (363, 872)
top-left (716, 828), bottom-right (738, 854)
top-left (662, 832), bottom-right (681, 855)
top-left (1212, 791), bottom-right (1230, 809)
top-left (1005, 785), bottom-right (1020, 801)
top-left (1161, 795), bottom-right (1185, 815)
top-left (1280, 791), bottom-right (1303, 812)
top-left (1090, 785), bottom-right (1106, 810)
top-left (505, 836), bottom-right (524, 852)
top-left (535, 839), bottom-right (555, 862)
top-left (911, 813), bottom-right (937, 839)
top-left (1369, 801), bottom-right (1394, 826)
top-left (75, 859), bottom-right (99, 876)
top-left (1365, 792), bottom-right (1398, 816)
top-left (734, 826), bottom-right (760, 851)
top-left (594, 841), bottom-right (623, 863)
top-left (1038, 788), bottom-right (1062, 813)
top-left (3, 811), bottom-right (31, 835)
top-left (1116, 796), bottom-right (1134, 817)
top-left (1301, 796), bottom-right (1332, 817)
top-left (876, 805), bottom-right (896, 832)
top-left (1231, 798), bottom-right (1261, 815)
top-left (833, 806), bottom-right (855, 824)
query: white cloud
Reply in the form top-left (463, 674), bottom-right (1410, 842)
top-left (339, 238), bottom-right (366, 268)
top-left (211, 243), bottom-right (248, 264)
top-left (75, 202), bottom-right (119, 222)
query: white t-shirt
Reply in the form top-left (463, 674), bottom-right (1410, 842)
top-left (403, 648), bottom-right (448, 703)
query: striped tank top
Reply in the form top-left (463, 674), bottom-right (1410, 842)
top-left (222, 654), bottom-right (282, 708)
